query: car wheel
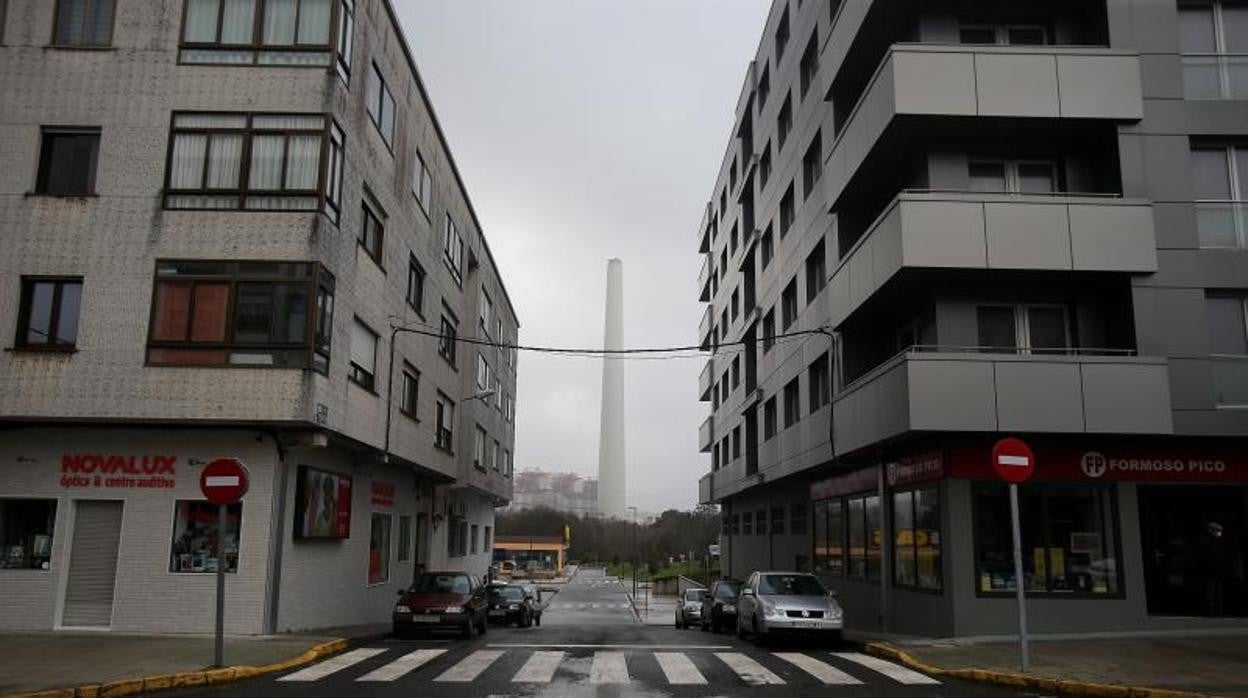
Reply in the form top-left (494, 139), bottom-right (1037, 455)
top-left (461, 618), bottom-right (474, 640)
top-left (478, 612), bottom-right (488, 635)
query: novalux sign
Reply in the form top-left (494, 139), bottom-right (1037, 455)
top-left (59, 453), bottom-right (177, 489)
top-left (950, 446), bottom-right (1247, 483)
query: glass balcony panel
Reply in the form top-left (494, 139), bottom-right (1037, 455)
top-left (1195, 202), bottom-right (1245, 248)
top-left (1213, 357), bottom-right (1248, 406)
top-left (1182, 55), bottom-right (1248, 100)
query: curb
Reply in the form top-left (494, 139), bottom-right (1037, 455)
top-left (864, 642), bottom-right (1217, 698)
top-left (0, 638), bottom-right (348, 698)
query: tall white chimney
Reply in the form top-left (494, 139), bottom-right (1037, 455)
top-left (596, 258), bottom-right (626, 519)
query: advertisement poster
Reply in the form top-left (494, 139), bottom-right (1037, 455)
top-left (294, 466), bottom-right (352, 539)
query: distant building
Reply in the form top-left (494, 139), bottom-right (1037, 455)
top-left (508, 470), bottom-right (599, 516)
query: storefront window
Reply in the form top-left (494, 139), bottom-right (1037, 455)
top-left (369, 513), bottom-right (391, 584)
top-left (864, 494), bottom-right (881, 581)
top-left (813, 500), bottom-right (829, 571)
top-left (893, 486), bottom-right (942, 591)
top-left (398, 515), bottom-right (411, 563)
top-left (170, 501), bottom-right (240, 573)
top-left (848, 496), bottom-right (865, 578)
top-left (1, 499), bottom-right (56, 570)
top-left (974, 483), bottom-right (1121, 596)
top-left (813, 499), bottom-right (846, 576)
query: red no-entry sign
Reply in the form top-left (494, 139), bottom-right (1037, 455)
top-left (200, 457), bottom-right (249, 505)
top-left (992, 437), bottom-right (1036, 484)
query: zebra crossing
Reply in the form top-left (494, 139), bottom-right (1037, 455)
top-left (276, 645), bottom-right (940, 688)
top-left (547, 601), bottom-right (632, 610)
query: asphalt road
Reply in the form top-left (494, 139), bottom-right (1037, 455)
top-left (169, 568), bottom-right (1038, 698)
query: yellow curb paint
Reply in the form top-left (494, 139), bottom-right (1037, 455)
top-left (96, 680), bottom-right (143, 698)
top-left (75, 687), bottom-right (99, 698)
top-left (1, 691), bottom-right (75, 698)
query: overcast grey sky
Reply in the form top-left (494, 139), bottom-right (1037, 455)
top-left (398, 1), bottom-right (769, 513)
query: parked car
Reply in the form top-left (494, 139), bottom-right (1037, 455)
top-left (675, 587), bottom-right (707, 629)
top-left (736, 571), bottom-right (844, 644)
top-left (700, 579), bottom-right (742, 632)
top-left (393, 571), bottom-right (488, 639)
top-left (517, 581), bottom-right (544, 612)
top-left (487, 583), bottom-right (540, 627)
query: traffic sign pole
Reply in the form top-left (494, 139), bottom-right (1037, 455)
top-left (215, 503), bottom-right (226, 668)
top-left (200, 457), bottom-right (249, 669)
top-left (1009, 483), bottom-right (1030, 672)
top-left (991, 437), bottom-right (1035, 673)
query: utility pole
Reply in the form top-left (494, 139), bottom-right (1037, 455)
top-left (627, 506), bottom-right (638, 603)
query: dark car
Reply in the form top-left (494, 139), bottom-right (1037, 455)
top-left (393, 571), bottom-right (488, 639)
top-left (487, 584), bottom-right (540, 627)
top-left (700, 579), bottom-right (743, 632)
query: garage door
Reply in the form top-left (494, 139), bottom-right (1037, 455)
top-left (61, 500), bottom-right (124, 628)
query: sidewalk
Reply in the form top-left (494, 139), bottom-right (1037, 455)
top-left (0, 626), bottom-right (377, 696)
top-left (871, 632), bottom-right (1248, 696)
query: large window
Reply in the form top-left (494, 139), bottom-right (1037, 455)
top-left (808, 353), bottom-right (830, 413)
top-left (400, 362), bottom-right (419, 418)
top-left (406, 255), bottom-right (425, 314)
top-left (762, 396), bottom-right (778, 439)
top-left (412, 149), bottom-right (433, 213)
top-left (893, 486), bottom-right (942, 591)
top-left (762, 308), bottom-right (775, 352)
top-left (324, 121), bottom-right (344, 223)
top-left (779, 181), bottom-right (795, 237)
top-left (435, 392), bottom-right (455, 452)
top-left (1207, 294), bottom-right (1248, 405)
top-left (805, 238), bottom-right (825, 302)
top-left (474, 426), bottom-right (488, 470)
top-left (799, 31), bottom-right (818, 98)
top-left (349, 318), bottom-right (378, 391)
top-left (973, 483), bottom-right (1121, 596)
top-left (180, 0), bottom-right (335, 66)
top-left (335, 0), bottom-right (353, 81)
top-left (147, 260), bottom-right (333, 370)
top-left (438, 309), bottom-right (458, 366)
top-left (443, 215), bottom-right (464, 284)
top-left (812, 498), bottom-right (845, 576)
top-left (781, 277), bottom-right (798, 330)
top-left (1, 500), bottom-right (56, 570)
top-left (774, 5), bottom-right (789, 64)
top-left (36, 128), bottom-right (99, 196)
top-left (15, 277), bottom-right (82, 350)
top-left (1179, 1), bottom-right (1248, 100)
top-left (53, 0), bottom-right (115, 47)
top-left (366, 62), bottom-right (396, 147)
top-left (783, 378), bottom-right (800, 428)
top-left (802, 132), bottom-right (823, 199)
top-left (368, 512), bottom-right (391, 585)
top-left (358, 197), bottom-right (385, 265)
top-left (845, 493), bottom-right (882, 581)
top-left (976, 304), bottom-right (1070, 354)
top-left (968, 159), bottom-right (1058, 194)
top-left (165, 113), bottom-right (329, 211)
top-left (170, 501), bottom-right (241, 573)
top-left (777, 95), bottom-right (792, 151)
top-left (1191, 143), bottom-right (1248, 248)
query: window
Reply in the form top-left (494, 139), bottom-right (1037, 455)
top-left (742, 511), bottom-right (753, 535)
top-left (808, 353), bottom-right (830, 413)
top-left (479, 290), bottom-right (493, 335)
top-left (730, 159), bottom-right (738, 193)
top-left (756, 510), bottom-right (767, 536)
top-left (443, 214), bottom-right (464, 284)
top-left (802, 132), bottom-right (822, 199)
top-left (170, 501), bottom-right (241, 573)
top-left (492, 439), bottom-right (501, 471)
top-left (732, 425), bottom-right (742, 460)
top-left (400, 363), bottom-right (419, 418)
top-left (476, 353), bottom-right (491, 392)
top-left (336, 0), bottom-right (354, 81)
top-left (730, 514), bottom-right (740, 535)
top-left (503, 448), bottom-right (513, 477)
top-left (731, 355), bottom-right (741, 389)
top-left (771, 506), bottom-right (785, 535)
top-left (349, 319), bottom-right (378, 391)
top-left (720, 373), bottom-right (730, 403)
top-left (976, 304), bottom-right (1070, 354)
top-left (779, 182), bottom-right (795, 237)
top-left (367, 62), bottom-right (396, 147)
top-left (406, 255), bottom-right (425, 313)
top-left (799, 31), bottom-right (819, 98)
top-left (53, 0), bottom-right (115, 47)
top-left (470, 524), bottom-right (479, 554)
top-left (762, 308), bottom-right (776, 352)
top-left (439, 309), bottom-right (458, 365)
top-left (781, 278), bottom-right (798, 330)
top-left (777, 95), bottom-right (792, 151)
top-left (435, 392), bottom-right (455, 452)
top-left (774, 5), bottom-right (789, 63)
top-left (813, 498), bottom-right (845, 575)
top-left (1208, 294), bottom-right (1248, 404)
top-left (763, 396), bottom-right (778, 439)
top-left (759, 142), bottom-right (772, 190)
top-left (324, 121), bottom-right (344, 223)
top-left (730, 289), bottom-right (740, 321)
top-left (15, 277), bottom-right (83, 350)
top-left (719, 187), bottom-right (727, 215)
top-left (730, 222), bottom-right (739, 256)
top-left (398, 515), bottom-right (412, 563)
top-left (712, 443), bottom-right (720, 470)
top-left (36, 128), bottom-right (99, 196)
top-left (974, 483), bottom-right (1120, 596)
top-left (474, 426), bottom-right (488, 470)
top-left (1192, 144), bottom-right (1248, 248)
top-left (783, 378), bottom-right (800, 428)
top-left (180, 0), bottom-right (336, 65)
top-left (958, 23), bottom-right (1048, 46)
top-left (368, 513), bottom-right (391, 584)
top-left (147, 260), bottom-right (333, 369)
top-left (412, 149), bottom-right (433, 212)
top-left (757, 65), bottom-right (770, 110)
top-left (760, 225), bottom-right (774, 270)
top-left (484, 526), bottom-right (491, 552)
top-left (846, 493), bottom-right (881, 580)
top-left (967, 159), bottom-right (1058, 194)
top-left (0, 500), bottom-right (56, 570)
top-left (790, 501), bottom-right (808, 534)
top-left (165, 112), bottom-right (328, 211)
top-left (804, 239), bottom-right (825, 302)
top-left (1180, 2), bottom-right (1248, 99)
top-left (893, 486), bottom-right (942, 590)
top-left (358, 198), bottom-right (385, 265)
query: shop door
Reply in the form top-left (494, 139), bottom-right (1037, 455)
top-left (1139, 486), bottom-right (1247, 617)
top-left (61, 500), bottom-right (124, 628)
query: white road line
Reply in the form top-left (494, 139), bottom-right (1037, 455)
top-left (277, 648), bottom-right (387, 682)
top-left (714, 652), bottom-right (785, 685)
top-left (589, 651), bottom-right (630, 684)
top-left (774, 652), bottom-right (862, 684)
top-left (512, 651), bottom-right (564, 683)
top-left (356, 648), bottom-right (446, 682)
top-left (436, 650), bottom-right (505, 683)
top-left (655, 652), bottom-right (707, 685)
top-left (832, 652), bottom-right (941, 684)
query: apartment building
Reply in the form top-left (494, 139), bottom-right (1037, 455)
top-left (697, 0), bottom-right (1248, 637)
top-left (0, 0), bottom-right (518, 634)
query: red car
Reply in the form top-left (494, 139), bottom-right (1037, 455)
top-left (393, 571), bottom-right (489, 639)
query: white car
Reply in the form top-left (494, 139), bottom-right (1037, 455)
top-left (736, 571), bottom-right (844, 644)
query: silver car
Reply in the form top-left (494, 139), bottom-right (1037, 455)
top-left (736, 571), bottom-right (844, 644)
top-left (674, 587), bottom-right (706, 629)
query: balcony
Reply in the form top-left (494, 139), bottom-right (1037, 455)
top-left (827, 191), bottom-right (1157, 328)
top-left (698, 254), bottom-right (712, 302)
top-left (699, 358), bottom-right (714, 402)
top-left (698, 202), bottom-right (713, 254)
top-left (699, 306), bottom-right (714, 351)
top-left (832, 350), bottom-right (1173, 457)
top-left (827, 44), bottom-right (1142, 208)
top-left (699, 472), bottom-right (714, 505)
top-left (699, 414), bottom-right (715, 453)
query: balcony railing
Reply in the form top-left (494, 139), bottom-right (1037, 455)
top-left (699, 358), bottom-right (714, 401)
top-left (1195, 201), bottom-right (1248, 249)
top-left (699, 415), bottom-right (715, 453)
top-left (1213, 356), bottom-right (1248, 406)
top-left (698, 254), bottom-right (712, 302)
top-left (699, 306), bottom-right (714, 350)
top-left (1182, 55), bottom-right (1248, 100)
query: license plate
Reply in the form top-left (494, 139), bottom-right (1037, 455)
top-left (489, 610), bottom-right (506, 616)
top-left (409, 616), bottom-right (439, 624)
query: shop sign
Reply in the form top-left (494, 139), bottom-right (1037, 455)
top-left (371, 481), bottom-right (395, 507)
top-left (950, 446), bottom-right (1248, 483)
top-left (59, 453), bottom-right (177, 489)
top-left (886, 452), bottom-right (944, 487)
top-left (811, 467), bottom-right (877, 500)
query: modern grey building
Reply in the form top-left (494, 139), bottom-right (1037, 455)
top-left (0, 0), bottom-right (518, 634)
top-left (697, 0), bottom-right (1248, 637)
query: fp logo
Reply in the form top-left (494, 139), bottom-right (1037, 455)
top-left (1080, 452), bottom-right (1107, 479)
top-left (886, 462), bottom-right (898, 486)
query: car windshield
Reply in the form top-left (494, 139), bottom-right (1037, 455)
top-left (758, 574), bottom-right (826, 596)
top-left (715, 582), bottom-right (742, 599)
top-left (684, 589), bottom-right (705, 602)
top-left (491, 586), bottom-right (525, 601)
top-left (410, 574), bottom-right (470, 594)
